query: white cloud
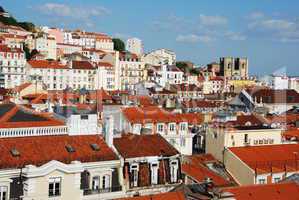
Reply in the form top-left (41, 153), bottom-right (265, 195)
top-left (33, 3), bottom-right (110, 24)
top-left (225, 31), bottom-right (247, 41)
top-left (176, 34), bottom-right (214, 43)
top-left (199, 14), bottom-right (228, 27)
top-left (249, 19), bottom-right (296, 31)
top-left (248, 15), bottom-right (299, 42)
top-left (247, 12), bottom-right (265, 20)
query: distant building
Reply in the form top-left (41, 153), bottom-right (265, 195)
top-left (0, 44), bottom-right (26, 88)
top-left (126, 37), bottom-right (143, 56)
top-left (220, 57), bottom-right (248, 79)
top-left (142, 49), bottom-right (176, 65)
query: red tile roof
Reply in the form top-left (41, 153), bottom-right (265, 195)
top-left (0, 135), bottom-right (118, 169)
top-left (182, 100), bottom-right (221, 108)
top-left (0, 103), bottom-right (65, 128)
top-left (28, 60), bottom-right (68, 69)
top-left (248, 89), bottom-right (299, 104)
top-left (182, 154), bottom-right (233, 187)
top-left (224, 182), bottom-right (299, 200)
top-left (114, 134), bottom-right (179, 158)
top-left (122, 106), bottom-right (203, 124)
top-left (283, 128), bottom-right (299, 141)
top-left (72, 60), bottom-right (95, 70)
top-left (97, 62), bottom-right (113, 68)
top-left (0, 44), bottom-right (23, 53)
top-left (116, 191), bottom-right (186, 200)
top-left (228, 144), bottom-right (299, 174)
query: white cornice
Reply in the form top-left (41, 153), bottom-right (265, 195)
top-left (23, 160), bottom-right (84, 178)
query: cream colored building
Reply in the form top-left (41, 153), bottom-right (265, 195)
top-left (0, 135), bottom-right (124, 200)
top-left (224, 144), bottom-right (299, 185)
top-left (220, 57), bottom-right (248, 79)
top-left (206, 126), bottom-right (283, 162)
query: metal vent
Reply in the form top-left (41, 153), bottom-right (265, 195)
top-left (90, 143), bottom-right (100, 151)
top-left (10, 148), bottom-right (20, 157)
top-left (65, 144), bottom-right (75, 153)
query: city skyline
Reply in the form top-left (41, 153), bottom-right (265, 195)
top-left (2, 0), bottom-right (299, 75)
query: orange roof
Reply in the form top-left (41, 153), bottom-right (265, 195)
top-left (182, 154), bottom-right (233, 187)
top-left (229, 144), bottom-right (299, 174)
top-left (97, 62), bottom-right (113, 67)
top-left (224, 182), bottom-right (299, 200)
top-left (0, 135), bottom-right (118, 169)
top-left (28, 60), bottom-right (68, 69)
top-left (283, 128), bottom-right (299, 141)
top-left (0, 103), bottom-right (65, 128)
top-left (122, 106), bottom-right (203, 124)
top-left (0, 44), bottom-right (23, 53)
top-left (116, 191), bottom-right (186, 200)
top-left (114, 134), bottom-right (179, 158)
top-left (72, 60), bottom-right (95, 70)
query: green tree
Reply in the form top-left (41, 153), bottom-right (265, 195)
top-left (112, 38), bottom-right (125, 51)
top-left (23, 43), bottom-right (31, 60)
top-left (18, 22), bottom-right (36, 32)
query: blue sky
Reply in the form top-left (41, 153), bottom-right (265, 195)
top-left (2, 0), bottom-right (299, 75)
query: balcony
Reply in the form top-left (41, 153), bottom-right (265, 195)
top-left (83, 186), bottom-right (122, 196)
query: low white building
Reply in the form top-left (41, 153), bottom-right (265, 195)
top-left (53, 105), bottom-right (101, 135)
top-left (148, 65), bottom-right (184, 87)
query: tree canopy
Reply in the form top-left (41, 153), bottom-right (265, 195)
top-left (112, 38), bottom-right (125, 51)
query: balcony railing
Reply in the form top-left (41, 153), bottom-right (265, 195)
top-left (83, 186), bottom-right (122, 195)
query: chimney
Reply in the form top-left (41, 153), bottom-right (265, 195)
top-left (105, 115), bottom-right (114, 147)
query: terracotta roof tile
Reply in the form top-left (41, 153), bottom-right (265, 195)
top-left (122, 106), bottom-right (203, 124)
top-left (229, 144), bottom-right (299, 174)
top-left (224, 182), bottom-right (299, 200)
top-left (114, 134), bottom-right (179, 158)
top-left (116, 191), bottom-right (186, 200)
top-left (182, 154), bottom-right (233, 187)
top-left (28, 60), bottom-right (68, 69)
top-left (0, 135), bottom-right (118, 169)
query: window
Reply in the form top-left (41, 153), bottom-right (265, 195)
top-left (180, 123), bottom-right (187, 131)
top-left (244, 134), bottom-right (249, 143)
top-left (258, 178), bottom-right (266, 184)
top-left (169, 123), bottom-right (176, 132)
top-left (0, 186), bottom-right (7, 200)
top-left (157, 124), bottom-right (164, 132)
top-left (49, 177), bottom-right (61, 197)
top-left (102, 175), bottom-right (110, 189)
top-left (150, 163), bottom-right (159, 185)
top-left (92, 176), bottom-right (100, 190)
top-left (130, 164), bottom-right (139, 187)
top-left (170, 160), bottom-right (178, 183)
top-left (81, 115), bottom-right (89, 120)
top-left (274, 177), bottom-right (281, 183)
top-left (180, 137), bottom-right (186, 147)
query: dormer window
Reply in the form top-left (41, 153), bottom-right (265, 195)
top-left (169, 123), bottom-right (176, 132)
top-left (130, 164), bottom-right (139, 187)
top-left (157, 123), bottom-right (164, 132)
top-left (150, 162), bottom-right (159, 185)
top-left (170, 160), bottom-right (178, 183)
top-left (179, 122), bottom-right (188, 132)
